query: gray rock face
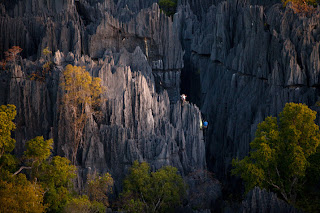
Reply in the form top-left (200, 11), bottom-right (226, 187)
top-left (1, 0), bottom-right (183, 100)
top-left (1, 0), bottom-right (319, 211)
top-left (1, 48), bottom-right (206, 194)
top-left (0, 0), bottom-right (208, 204)
top-left (177, 0), bottom-right (320, 181)
top-left (239, 187), bottom-right (300, 213)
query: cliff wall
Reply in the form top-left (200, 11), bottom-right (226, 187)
top-left (1, 0), bottom-right (319, 211)
top-left (177, 0), bottom-right (320, 181)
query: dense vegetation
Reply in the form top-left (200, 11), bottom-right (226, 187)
top-left (119, 161), bottom-right (186, 213)
top-left (232, 103), bottom-right (320, 211)
top-left (0, 103), bottom-right (114, 213)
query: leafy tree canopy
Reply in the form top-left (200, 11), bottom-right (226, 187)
top-left (24, 136), bottom-right (53, 163)
top-left (60, 64), bottom-right (106, 164)
top-left (232, 103), bottom-right (320, 210)
top-left (0, 174), bottom-right (46, 213)
top-left (159, 0), bottom-right (177, 17)
top-left (87, 172), bottom-right (114, 208)
top-left (0, 104), bottom-right (78, 212)
top-left (63, 195), bottom-right (106, 213)
top-left (120, 161), bottom-right (186, 213)
top-left (0, 104), bottom-right (16, 158)
top-left (36, 156), bottom-right (77, 213)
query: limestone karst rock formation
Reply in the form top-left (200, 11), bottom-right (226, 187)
top-left (224, 187), bottom-right (300, 213)
top-left (177, 0), bottom-right (320, 181)
top-left (1, 0), bottom-right (319, 211)
top-left (1, 0), bottom-right (215, 206)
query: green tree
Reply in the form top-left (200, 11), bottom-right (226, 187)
top-left (232, 103), bottom-right (320, 207)
top-left (0, 104), bottom-right (18, 177)
top-left (87, 172), bottom-right (113, 208)
top-left (0, 104), bottom-right (16, 158)
top-left (60, 64), bottom-right (105, 164)
top-left (0, 174), bottom-right (46, 213)
top-left (24, 136), bottom-right (53, 163)
top-left (120, 161), bottom-right (186, 213)
top-left (159, 0), bottom-right (177, 17)
top-left (12, 136), bottom-right (77, 212)
top-left (36, 156), bottom-right (77, 212)
top-left (12, 136), bottom-right (54, 177)
top-left (63, 195), bottom-right (106, 213)
top-left (0, 104), bottom-right (77, 212)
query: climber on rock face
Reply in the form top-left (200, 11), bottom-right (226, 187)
top-left (203, 121), bottom-right (208, 129)
top-left (181, 94), bottom-right (187, 104)
top-left (200, 119), bottom-right (208, 130)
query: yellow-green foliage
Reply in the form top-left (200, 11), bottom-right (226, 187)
top-left (60, 64), bottom-right (106, 164)
top-left (0, 104), bottom-right (16, 158)
top-left (36, 156), bottom-right (76, 213)
top-left (0, 104), bottom-right (78, 212)
top-left (232, 103), bottom-right (320, 207)
top-left (43, 47), bottom-right (52, 57)
top-left (121, 161), bottom-right (186, 213)
top-left (42, 47), bottom-right (52, 74)
top-left (24, 136), bottom-right (53, 163)
top-left (61, 64), bottom-right (103, 107)
top-left (63, 195), bottom-right (106, 213)
top-left (87, 172), bottom-right (113, 208)
top-left (0, 175), bottom-right (46, 213)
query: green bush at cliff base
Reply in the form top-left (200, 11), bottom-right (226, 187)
top-left (63, 195), bottom-right (106, 213)
top-left (120, 161), bottom-right (186, 213)
top-left (159, 0), bottom-right (177, 17)
top-left (0, 104), bottom-right (78, 213)
top-left (232, 103), bottom-right (320, 211)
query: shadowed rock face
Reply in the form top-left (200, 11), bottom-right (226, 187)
top-left (224, 187), bottom-right (301, 213)
top-left (240, 187), bottom-right (301, 213)
top-left (177, 1), bottom-right (320, 182)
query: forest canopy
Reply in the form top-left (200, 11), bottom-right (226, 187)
top-left (232, 103), bottom-right (320, 211)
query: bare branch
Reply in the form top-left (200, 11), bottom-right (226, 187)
top-left (12, 166), bottom-right (32, 176)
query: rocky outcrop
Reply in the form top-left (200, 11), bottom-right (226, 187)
top-left (1, 0), bottom-right (319, 211)
top-left (1, 0), bottom-right (183, 100)
top-left (239, 187), bottom-right (300, 213)
top-left (177, 0), bottom-right (320, 181)
top-left (1, 47), bottom-right (206, 195)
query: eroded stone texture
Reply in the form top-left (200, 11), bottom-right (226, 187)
top-left (1, 48), bottom-right (206, 196)
top-left (239, 187), bottom-right (300, 213)
top-left (177, 0), bottom-right (320, 181)
top-left (1, 0), bottom-right (319, 211)
top-left (0, 0), bottom-right (183, 101)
